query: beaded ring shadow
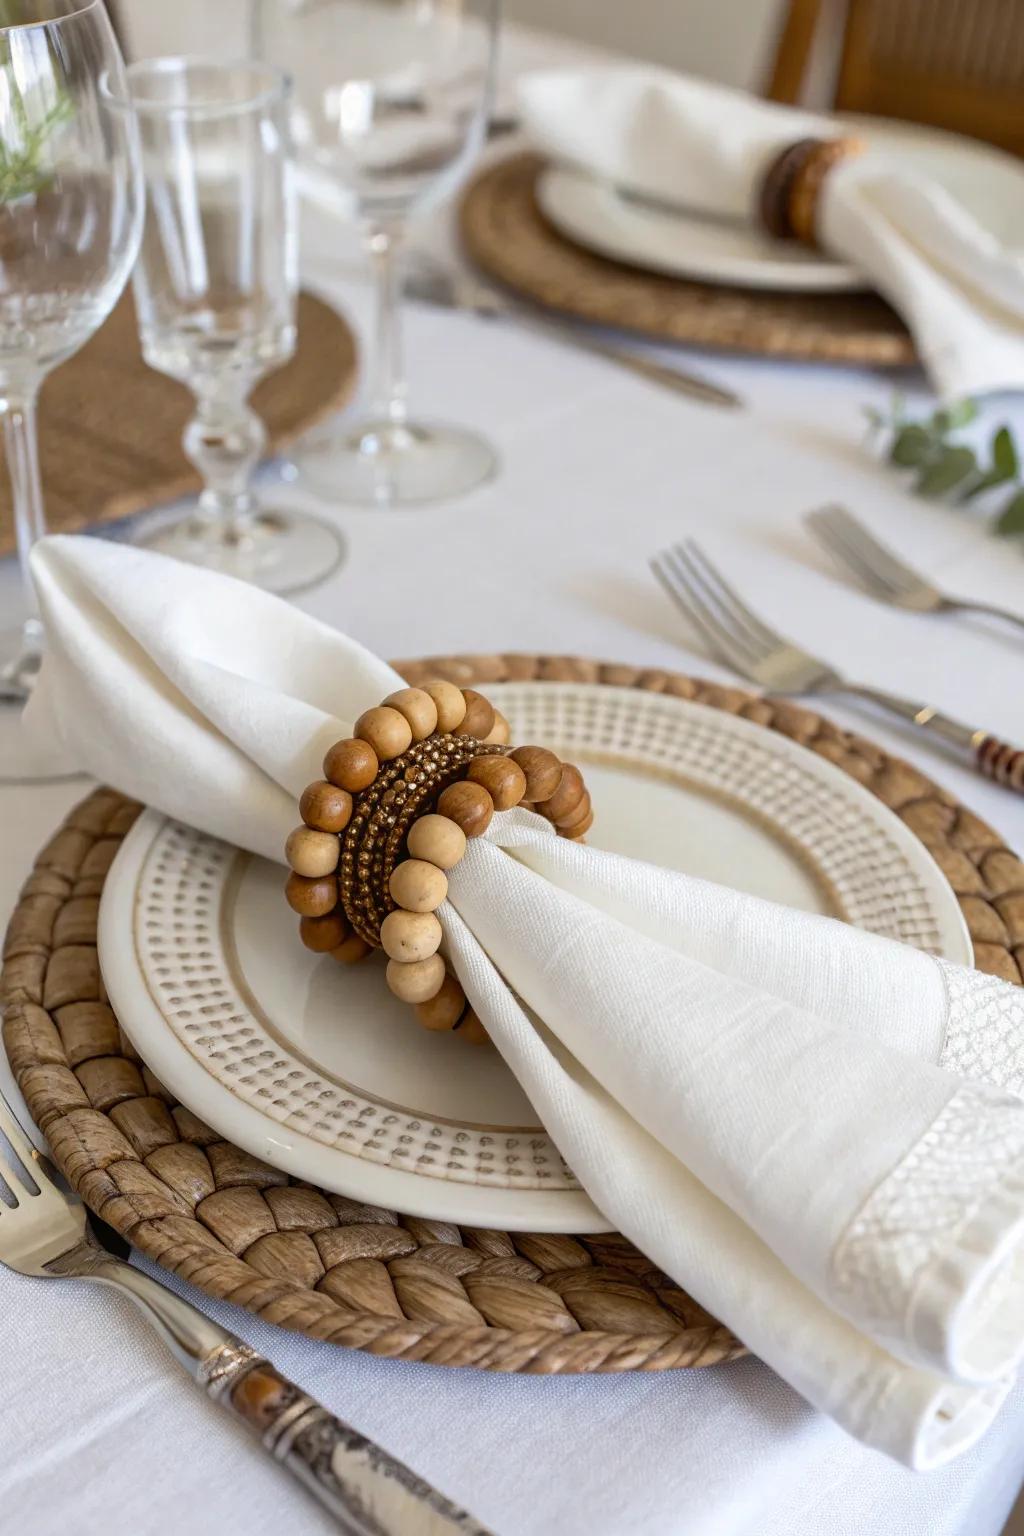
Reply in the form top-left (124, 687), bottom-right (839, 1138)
top-left (285, 683), bottom-right (593, 1045)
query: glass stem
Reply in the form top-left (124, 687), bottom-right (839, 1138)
top-left (366, 225), bottom-right (407, 427)
top-left (182, 388), bottom-right (265, 546)
top-left (1, 386), bottom-right (46, 658)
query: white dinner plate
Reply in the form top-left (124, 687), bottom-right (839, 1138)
top-left (536, 116), bottom-right (1024, 293)
top-left (98, 683), bottom-right (971, 1232)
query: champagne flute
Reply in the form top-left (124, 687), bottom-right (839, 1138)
top-left (0, 0), bottom-right (142, 779)
top-left (108, 56), bottom-right (344, 593)
top-left (252, 0), bottom-right (500, 509)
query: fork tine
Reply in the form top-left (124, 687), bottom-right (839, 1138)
top-left (805, 510), bottom-right (904, 600)
top-left (651, 551), bottom-right (759, 678)
top-left (678, 540), bottom-right (783, 656)
top-left (808, 506), bottom-right (923, 595)
top-left (0, 1087), bottom-right (44, 1198)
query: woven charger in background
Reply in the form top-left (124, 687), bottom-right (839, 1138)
top-left (4, 655), bottom-right (1022, 1375)
top-left (0, 291), bottom-right (358, 558)
top-left (460, 154), bottom-right (916, 367)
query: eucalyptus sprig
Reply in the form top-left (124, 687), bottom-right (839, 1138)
top-left (0, 3), bottom-right (73, 203)
top-left (865, 397), bottom-right (1024, 539)
top-left (0, 94), bottom-right (72, 201)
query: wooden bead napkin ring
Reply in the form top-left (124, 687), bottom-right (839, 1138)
top-left (284, 683), bottom-right (593, 1045)
top-left (759, 134), bottom-right (865, 247)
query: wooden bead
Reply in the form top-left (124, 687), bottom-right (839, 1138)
top-left (386, 954), bottom-right (446, 1004)
top-left (467, 755), bottom-right (527, 811)
top-left (454, 689), bottom-right (495, 739)
top-left (483, 710), bottom-right (510, 745)
top-left (383, 687), bottom-right (438, 742)
top-left (416, 974), bottom-right (467, 1032)
top-left (457, 1009), bottom-right (489, 1045)
top-left (285, 825), bottom-right (339, 877)
top-left (421, 679), bottom-right (466, 732)
top-left (509, 745), bottom-right (563, 802)
top-left (566, 809), bottom-right (594, 840)
top-left (299, 911), bottom-right (349, 952)
top-left (355, 706), bottom-right (413, 762)
top-left (556, 790), bottom-right (592, 831)
top-left (323, 737), bottom-right (378, 794)
top-left (285, 871), bottom-right (338, 917)
top-left (331, 933), bottom-right (372, 965)
top-left (407, 813), bottom-right (467, 870)
top-left (380, 909), bottom-right (443, 963)
top-left (536, 764), bottom-right (585, 823)
top-left (389, 858), bottom-right (448, 913)
top-left (299, 780), bottom-right (353, 833)
top-left (437, 780), bottom-right (493, 838)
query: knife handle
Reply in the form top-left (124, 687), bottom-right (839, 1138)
top-left (206, 1348), bottom-right (495, 1535)
top-left (976, 735), bottom-right (1024, 792)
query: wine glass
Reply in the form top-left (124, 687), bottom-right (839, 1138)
top-left (0, 0), bottom-right (142, 781)
top-left (105, 57), bottom-right (344, 594)
top-left (252, 0), bottom-right (500, 509)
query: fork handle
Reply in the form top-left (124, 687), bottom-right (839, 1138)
top-left (951, 598), bottom-right (1024, 636)
top-left (844, 684), bottom-right (1024, 791)
top-left (975, 735), bottom-right (1024, 791)
top-left (78, 1252), bottom-right (492, 1533)
top-left (206, 1347), bottom-right (494, 1536)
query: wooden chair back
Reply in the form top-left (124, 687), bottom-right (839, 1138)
top-left (766, 0), bottom-right (1024, 156)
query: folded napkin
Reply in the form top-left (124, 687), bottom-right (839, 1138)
top-left (519, 67), bottom-right (1024, 398)
top-left (26, 534), bottom-right (1024, 1467)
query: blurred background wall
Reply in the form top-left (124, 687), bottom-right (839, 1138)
top-left (116, 0), bottom-right (792, 90)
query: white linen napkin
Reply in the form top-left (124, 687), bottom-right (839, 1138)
top-left (518, 67), bottom-right (1024, 399)
top-left (25, 533), bottom-right (1024, 1468)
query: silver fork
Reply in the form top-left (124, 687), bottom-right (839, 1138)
top-left (806, 505), bottom-right (1024, 634)
top-left (0, 1083), bottom-right (493, 1536)
top-left (405, 260), bottom-right (743, 410)
top-left (650, 538), bottom-right (1024, 793)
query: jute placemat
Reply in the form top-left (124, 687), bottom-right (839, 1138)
top-left (0, 290), bottom-right (358, 559)
top-left (4, 655), bottom-right (1021, 1374)
top-left (460, 154), bottom-right (917, 368)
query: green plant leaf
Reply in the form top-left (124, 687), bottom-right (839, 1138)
top-left (995, 488), bottom-right (1024, 537)
top-left (992, 425), bottom-right (1019, 478)
top-left (931, 399), bottom-right (978, 435)
top-left (889, 424), bottom-right (934, 467)
top-left (962, 425), bottom-right (1020, 501)
top-left (916, 445), bottom-right (978, 497)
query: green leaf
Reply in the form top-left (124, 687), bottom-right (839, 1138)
top-left (931, 399), bottom-right (978, 435)
top-left (889, 424), bottom-right (934, 467)
top-left (962, 425), bottom-right (1020, 501)
top-left (992, 425), bottom-right (1019, 478)
top-left (916, 444), bottom-right (978, 497)
top-left (995, 488), bottom-right (1024, 537)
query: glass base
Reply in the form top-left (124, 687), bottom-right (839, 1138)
top-left (296, 417), bottom-right (498, 508)
top-left (135, 507), bottom-right (346, 595)
top-left (0, 623), bottom-right (85, 785)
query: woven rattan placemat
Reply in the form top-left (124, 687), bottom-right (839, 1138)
top-left (460, 154), bottom-right (917, 368)
top-left (3, 654), bottom-right (1021, 1374)
top-left (0, 290), bottom-right (358, 559)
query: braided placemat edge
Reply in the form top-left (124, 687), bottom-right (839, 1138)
top-left (3, 653), bottom-right (1022, 1377)
top-left (459, 154), bottom-right (918, 368)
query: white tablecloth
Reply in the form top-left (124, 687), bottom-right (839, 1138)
top-left (3, 25), bottom-right (1024, 1536)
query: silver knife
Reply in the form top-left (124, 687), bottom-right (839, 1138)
top-left (407, 261), bottom-right (743, 410)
